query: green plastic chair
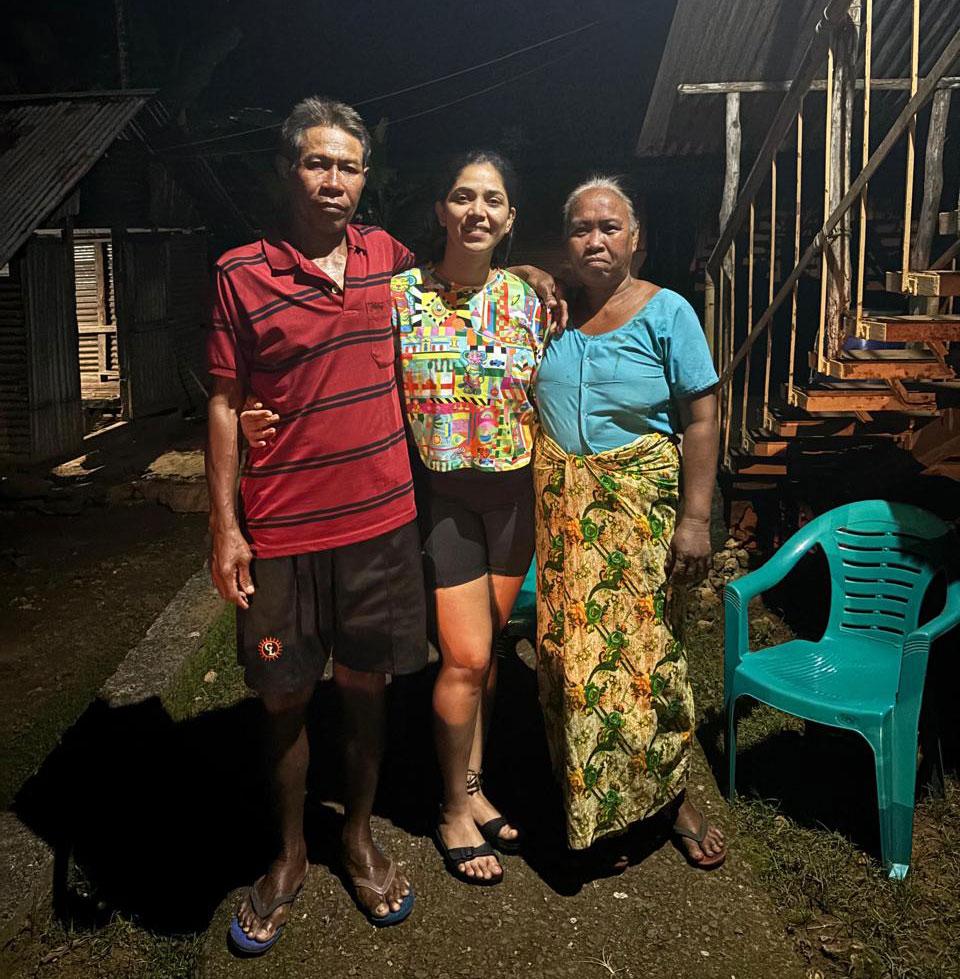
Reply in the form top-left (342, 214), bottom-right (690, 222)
top-left (724, 500), bottom-right (959, 880)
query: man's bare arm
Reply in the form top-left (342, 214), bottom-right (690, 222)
top-left (206, 375), bottom-right (255, 608)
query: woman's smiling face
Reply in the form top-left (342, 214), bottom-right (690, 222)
top-left (435, 162), bottom-right (516, 258)
top-left (565, 188), bottom-right (639, 286)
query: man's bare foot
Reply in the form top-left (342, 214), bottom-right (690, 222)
top-left (673, 797), bottom-right (726, 868)
top-left (438, 806), bottom-right (503, 880)
top-left (342, 829), bottom-right (411, 919)
top-left (236, 849), bottom-right (309, 944)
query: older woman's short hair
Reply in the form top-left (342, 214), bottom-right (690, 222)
top-left (279, 96), bottom-right (372, 168)
top-left (563, 176), bottom-right (638, 235)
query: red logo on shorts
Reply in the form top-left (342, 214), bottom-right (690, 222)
top-left (258, 636), bottom-right (283, 661)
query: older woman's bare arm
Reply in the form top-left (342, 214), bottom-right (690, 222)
top-left (667, 388), bottom-right (719, 583)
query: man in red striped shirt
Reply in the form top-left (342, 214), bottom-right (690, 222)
top-left (206, 98), bottom-right (425, 951)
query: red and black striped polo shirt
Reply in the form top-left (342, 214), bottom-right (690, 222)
top-left (207, 223), bottom-right (415, 558)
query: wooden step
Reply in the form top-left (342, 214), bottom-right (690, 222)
top-left (849, 311), bottom-right (960, 343)
top-left (939, 210), bottom-right (960, 235)
top-left (728, 449), bottom-right (787, 477)
top-left (885, 269), bottom-right (960, 297)
top-left (742, 431), bottom-right (789, 457)
top-left (809, 349), bottom-right (954, 381)
top-left (788, 383), bottom-right (938, 415)
top-left (764, 408), bottom-right (857, 436)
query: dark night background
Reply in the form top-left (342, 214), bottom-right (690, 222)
top-left (1, 0), bottom-right (712, 287)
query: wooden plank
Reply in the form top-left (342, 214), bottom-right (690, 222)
top-left (853, 312), bottom-right (960, 342)
top-left (678, 78), bottom-right (960, 94)
top-left (743, 432), bottom-right (789, 457)
top-left (886, 269), bottom-right (960, 297)
top-left (789, 385), bottom-right (938, 414)
top-left (939, 210), bottom-right (960, 235)
top-left (812, 351), bottom-right (954, 380)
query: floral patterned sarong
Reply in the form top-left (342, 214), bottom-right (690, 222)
top-left (533, 430), bottom-right (694, 850)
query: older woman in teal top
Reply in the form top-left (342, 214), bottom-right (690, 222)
top-left (532, 176), bottom-right (726, 869)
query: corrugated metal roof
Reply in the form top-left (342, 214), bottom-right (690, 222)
top-left (0, 92), bottom-right (151, 268)
top-left (637, 0), bottom-right (960, 157)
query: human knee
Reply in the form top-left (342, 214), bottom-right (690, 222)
top-left (261, 685), bottom-right (313, 716)
top-left (442, 643), bottom-right (491, 676)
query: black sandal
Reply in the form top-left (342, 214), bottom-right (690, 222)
top-left (433, 823), bottom-right (503, 886)
top-left (467, 768), bottom-right (522, 855)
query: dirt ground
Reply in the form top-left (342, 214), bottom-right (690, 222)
top-left (0, 501), bottom-right (208, 805)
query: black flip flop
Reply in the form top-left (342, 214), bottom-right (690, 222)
top-left (433, 825), bottom-right (503, 886)
top-left (478, 816), bottom-right (522, 855)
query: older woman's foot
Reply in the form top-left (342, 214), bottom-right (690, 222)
top-left (673, 797), bottom-right (726, 869)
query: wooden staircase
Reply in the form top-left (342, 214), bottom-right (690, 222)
top-left (730, 206), bottom-right (960, 483)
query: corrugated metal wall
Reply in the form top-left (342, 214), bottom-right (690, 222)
top-left (116, 230), bottom-right (208, 419)
top-left (23, 233), bottom-right (83, 462)
top-left (0, 261), bottom-right (29, 463)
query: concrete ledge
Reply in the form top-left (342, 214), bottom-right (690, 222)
top-left (100, 567), bottom-right (224, 708)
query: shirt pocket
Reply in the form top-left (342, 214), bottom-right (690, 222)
top-left (366, 297), bottom-right (398, 369)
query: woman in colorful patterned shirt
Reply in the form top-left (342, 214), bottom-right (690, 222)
top-left (533, 176), bottom-right (726, 869)
top-left (393, 151), bottom-right (545, 885)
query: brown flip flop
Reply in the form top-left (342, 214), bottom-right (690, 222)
top-left (673, 812), bottom-right (727, 870)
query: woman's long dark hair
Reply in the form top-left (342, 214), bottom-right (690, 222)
top-left (419, 150), bottom-right (520, 266)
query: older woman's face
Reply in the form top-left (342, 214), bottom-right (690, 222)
top-left (565, 189), bottom-right (639, 286)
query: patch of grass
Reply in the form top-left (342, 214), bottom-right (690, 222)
top-left (686, 604), bottom-right (960, 979)
top-left (161, 605), bottom-right (250, 722)
top-left (1, 910), bottom-right (201, 979)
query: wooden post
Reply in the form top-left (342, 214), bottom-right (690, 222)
top-left (763, 158), bottom-right (777, 419)
top-left (855, 0), bottom-right (872, 324)
top-left (824, 3), bottom-right (858, 361)
top-left (720, 93), bottom-right (742, 281)
top-left (704, 272), bottom-right (717, 360)
top-left (912, 87), bottom-right (953, 272)
top-left (818, 44), bottom-right (834, 371)
top-left (902, 0), bottom-right (921, 283)
top-left (719, 92), bottom-right (741, 464)
top-left (741, 203), bottom-right (756, 441)
top-left (787, 109), bottom-right (804, 404)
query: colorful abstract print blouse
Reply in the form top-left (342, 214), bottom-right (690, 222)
top-left (391, 266), bottom-right (545, 472)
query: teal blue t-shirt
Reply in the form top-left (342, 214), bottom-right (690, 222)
top-left (534, 289), bottom-right (718, 454)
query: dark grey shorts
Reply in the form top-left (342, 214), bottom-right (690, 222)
top-left (415, 462), bottom-right (536, 589)
top-left (237, 519), bottom-right (428, 696)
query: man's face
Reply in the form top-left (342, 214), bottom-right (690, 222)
top-left (285, 125), bottom-right (367, 234)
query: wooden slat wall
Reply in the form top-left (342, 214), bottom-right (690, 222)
top-left (74, 236), bottom-right (120, 400)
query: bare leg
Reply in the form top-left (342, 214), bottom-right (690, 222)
top-left (336, 662), bottom-right (411, 917)
top-left (434, 576), bottom-right (502, 880)
top-left (465, 573), bottom-right (525, 844)
top-left (236, 687), bottom-right (313, 943)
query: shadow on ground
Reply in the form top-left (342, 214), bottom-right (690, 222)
top-left (12, 654), bottom-right (662, 936)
